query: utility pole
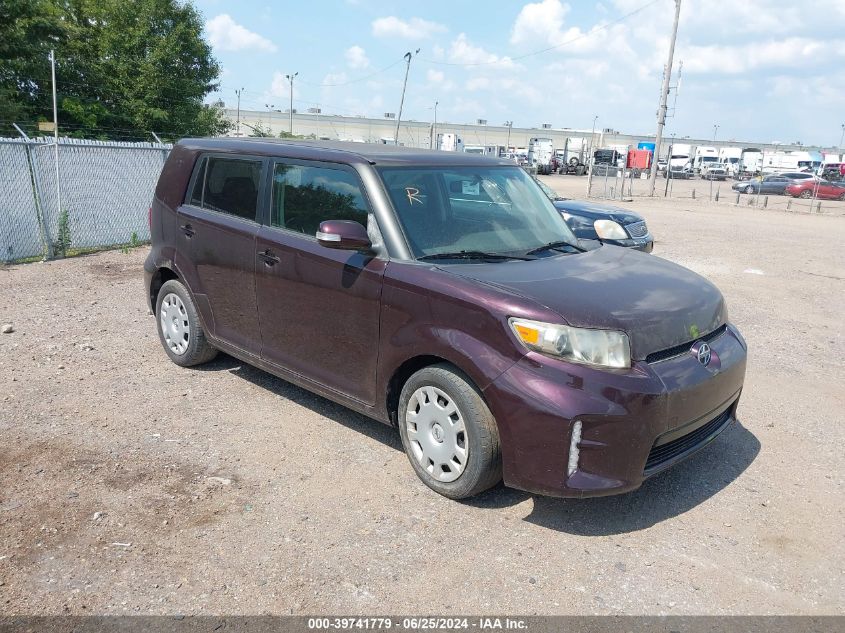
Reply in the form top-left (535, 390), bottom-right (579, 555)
top-left (395, 48), bottom-right (419, 145)
top-left (235, 88), bottom-right (244, 136)
top-left (49, 49), bottom-right (62, 230)
top-left (432, 100), bottom-right (438, 149)
top-left (285, 72), bottom-right (298, 135)
top-left (505, 121), bottom-right (513, 153)
top-left (648, 0), bottom-right (682, 196)
top-left (586, 115), bottom-right (598, 198)
top-left (713, 123), bottom-right (719, 142)
top-left (840, 123), bottom-right (844, 150)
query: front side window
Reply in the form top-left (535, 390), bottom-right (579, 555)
top-left (187, 156), bottom-right (261, 221)
top-left (271, 163), bottom-right (369, 235)
top-left (378, 166), bottom-right (578, 258)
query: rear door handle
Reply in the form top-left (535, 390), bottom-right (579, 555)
top-left (180, 223), bottom-right (195, 237)
top-left (258, 249), bottom-right (280, 265)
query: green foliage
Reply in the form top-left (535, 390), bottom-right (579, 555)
top-left (0, 0), bottom-right (230, 140)
top-left (130, 232), bottom-right (139, 248)
top-left (54, 208), bottom-right (71, 258)
top-left (247, 122), bottom-right (272, 137)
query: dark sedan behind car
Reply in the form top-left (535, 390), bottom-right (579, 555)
top-left (731, 173), bottom-right (800, 195)
top-left (533, 176), bottom-right (654, 252)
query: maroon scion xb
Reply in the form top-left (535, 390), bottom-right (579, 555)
top-left (144, 138), bottom-right (747, 500)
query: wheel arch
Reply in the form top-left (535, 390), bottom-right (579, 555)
top-left (149, 266), bottom-right (180, 310)
top-left (386, 354), bottom-right (488, 427)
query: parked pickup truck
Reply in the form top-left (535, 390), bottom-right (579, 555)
top-left (700, 163), bottom-right (728, 181)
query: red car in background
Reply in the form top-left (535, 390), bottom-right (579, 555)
top-left (785, 179), bottom-right (845, 200)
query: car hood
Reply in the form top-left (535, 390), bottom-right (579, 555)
top-left (440, 246), bottom-right (727, 360)
top-left (552, 199), bottom-right (644, 224)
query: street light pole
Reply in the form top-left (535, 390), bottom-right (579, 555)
top-left (285, 72), bottom-right (298, 135)
top-left (235, 88), bottom-right (244, 136)
top-left (713, 123), bottom-right (719, 142)
top-left (264, 104), bottom-right (274, 135)
top-left (648, 0), bottom-right (682, 196)
top-left (840, 123), bottom-right (844, 151)
top-left (395, 48), bottom-right (419, 145)
top-left (505, 121), bottom-right (513, 153)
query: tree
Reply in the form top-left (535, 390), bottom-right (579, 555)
top-left (0, 0), bottom-right (229, 140)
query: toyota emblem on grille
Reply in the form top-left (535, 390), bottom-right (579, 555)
top-left (697, 342), bottom-right (712, 366)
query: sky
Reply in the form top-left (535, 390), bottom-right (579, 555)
top-left (195, 0), bottom-right (845, 148)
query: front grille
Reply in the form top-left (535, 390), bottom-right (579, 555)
top-left (625, 221), bottom-right (649, 238)
top-left (645, 324), bottom-right (728, 364)
top-left (645, 408), bottom-right (733, 474)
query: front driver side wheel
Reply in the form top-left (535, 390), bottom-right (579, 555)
top-left (744, 185), bottom-right (755, 194)
top-left (398, 364), bottom-right (501, 499)
top-left (155, 279), bottom-right (218, 367)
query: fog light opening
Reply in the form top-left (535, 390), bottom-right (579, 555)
top-left (567, 420), bottom-right (582, 477)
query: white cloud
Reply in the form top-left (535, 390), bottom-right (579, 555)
top-left (449, 33), bottom-right (517, 70)
top-left (269, 72), bottom-right (301, 99)
top-left (466, 77), bottom-right (491, 91)
top-left (345, 45), bottom-right (370, 69)
top-left (206, 14), bottom-right (277, 53)
top-left (426, 69), bottom-right (445, 83)
top-left (371, 16), bottom-right (447, 40)
top-left (511, 0), bottom-right (570, 45)
top-left (681, 37), bottom-right (844, 74)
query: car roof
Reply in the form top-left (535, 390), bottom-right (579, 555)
top-left (177, 137), bottom-right (514, 167)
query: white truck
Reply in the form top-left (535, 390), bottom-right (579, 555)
top-left (718, 147), bottom-right (742, 177)
top-left (739, 148), bottom-right (763, 177)
top-left (528, 137), bottom-right (555, 175)
top-left (437, 133), bottom-right (464, 152)
top-left (693, 146), bottom-right (719, 173)
top-left (761, 150), bottom-right (819, 174)
top-left (666, 143), bottom-right (693, 179)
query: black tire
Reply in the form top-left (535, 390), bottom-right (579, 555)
top-left (155, 279), bottom-right (218, 367)
top-left (397, 363), bottom-right (502, 499)
top-left (744, 185), bottom-right (755, 194)
top-left (799, 189), bottom-right (812, 199)
top-left (839, 193), bottom-right (845, 201)
top-left (569, 156), bottom-right (579, 166)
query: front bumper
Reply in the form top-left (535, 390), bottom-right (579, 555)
top-left (483, 324), bottom-right (747, 498)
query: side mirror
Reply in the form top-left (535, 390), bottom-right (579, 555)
top-left (316, 220), bottom-right (371, 251)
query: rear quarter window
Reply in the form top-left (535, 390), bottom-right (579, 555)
top-left (186, 155), bottom-right (262, 222)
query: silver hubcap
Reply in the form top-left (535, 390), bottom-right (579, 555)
top-left (405, 386), bottom-right (468, 483)
top-left (160, 293), bottom-right (190, 355)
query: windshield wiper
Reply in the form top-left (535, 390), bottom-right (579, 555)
top-left (418, 250), bottom-right (534, 262)
top-left (525, 240), bottom-right (585, 256)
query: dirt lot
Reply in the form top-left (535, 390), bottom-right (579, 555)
top-left (1, 187), bottom-right (843, 615)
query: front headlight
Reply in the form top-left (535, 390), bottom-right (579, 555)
top-left (594, 219), bottom-right (628, 240)
top-left (509, 318), bottom-right (631, 368)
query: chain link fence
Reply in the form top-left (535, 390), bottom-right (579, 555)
top-left (0, 137), bottom-right (171, 263)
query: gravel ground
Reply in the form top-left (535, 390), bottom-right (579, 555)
top-left (1, 188), bottom-right (843, 616)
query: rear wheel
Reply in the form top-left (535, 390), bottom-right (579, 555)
top-left (156, 279), bottom-right (217, 367)
top-left (744, 185), bottom-right (755, 194)
top-left (839, 193), bottom-right (845, 201)
top-left (799, 189), bottom-right (813, 199)
top-left (398, 364), bottom-right (501, 499)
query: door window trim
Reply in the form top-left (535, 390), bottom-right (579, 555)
top-left (182, 152), bottom-right (270, 226)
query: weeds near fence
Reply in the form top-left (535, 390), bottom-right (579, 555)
top-left (53, 209), bottom-right (72, 258)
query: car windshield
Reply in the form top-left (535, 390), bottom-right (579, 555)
top-left (378, 166), bottom-right (579, 260)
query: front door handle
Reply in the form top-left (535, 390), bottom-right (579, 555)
top-left (258, 249), bottom-right (280, 265)
top-left (180, 223), bottom-right (195, 237)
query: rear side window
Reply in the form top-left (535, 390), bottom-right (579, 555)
top-left (271, 163), bottom-right (368, 235)
top-left (187, 156), bottom-right (261, 221)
